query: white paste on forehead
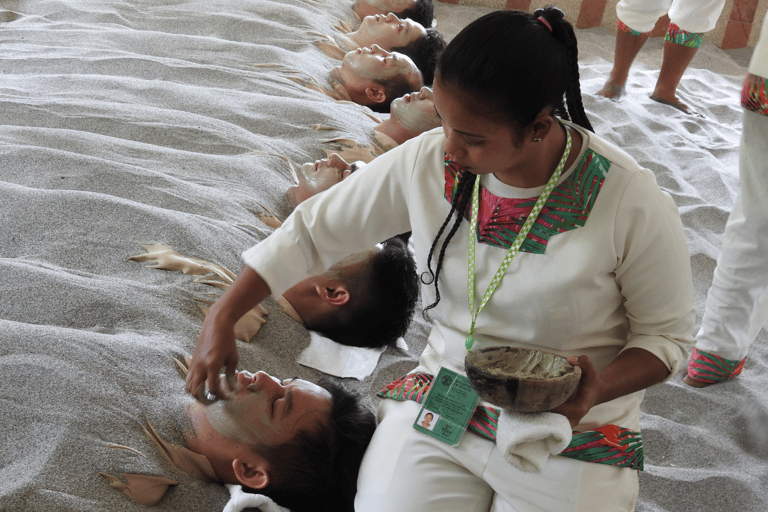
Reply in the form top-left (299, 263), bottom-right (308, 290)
top-left (391, 91), bottom-right (438, 133)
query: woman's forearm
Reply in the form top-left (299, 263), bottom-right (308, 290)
top-left (185, 265), bottom-right (272, 400)
top-left (596, 347), bottom-right (670, 405)
top-left (210, 265), bottom-right (272, 326)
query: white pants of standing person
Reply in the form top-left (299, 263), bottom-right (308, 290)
top-left (616, 0), bottom-right (726, 34)
top-left (689, 110), bottom-right (768, 377)
top-left (354, 399), bottom-right (639, 512)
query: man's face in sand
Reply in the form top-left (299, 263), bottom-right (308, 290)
top-left (199, 371), bottom-right (332, 449)
top-left (335, 45), bottom-right (422, 102)
top-left (390, 86), bottom-right (439, 133)
top-left (353, 0), bottom-right (416, 19)
top-left (282, 248), bottom-right (377, 325)
top-left (341, 44), bottom-right (418, 81)
top-left (356, 13), bottom-right (426, 51)
top-left (288, 153), bottom-right (352, 206)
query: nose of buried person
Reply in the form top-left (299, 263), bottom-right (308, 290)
top-left (235, 370), bottom-right (257, 388)
top-left (369, 43), bottom-right (385, 55)
top-left (249, 371), bottom-right (286, 399)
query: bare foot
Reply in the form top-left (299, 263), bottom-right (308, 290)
top-left (649, 93), bottom-right (703, 117)
top-left (596, 82), bottom-right (625, 99)
top-left (683, 375), bottom-right (713, 388)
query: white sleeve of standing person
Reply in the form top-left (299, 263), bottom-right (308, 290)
top-left (748, 15), bottom-right (768, 80)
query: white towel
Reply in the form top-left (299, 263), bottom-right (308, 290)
top-left (222, 484), bottom-right (290, 512)
top-left (297, 331), bottom-right (408, 380)
top-left (495, 410), bottom-right (572, 473)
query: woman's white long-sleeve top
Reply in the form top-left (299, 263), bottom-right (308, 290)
top-left (243, 124), bottom-right (695, 431)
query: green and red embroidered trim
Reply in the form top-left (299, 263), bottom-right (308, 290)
top-left (560, 424), bottom-right (644, 470)
top-left (665, 22), bottom-right (704, 48)
top-left (686, 347), bottom-right (745, 384)
top-left (742, 73), bottom-right (768, 117)
top-left (379, 371), bottom-right (433, 403)
top-left (380, 372), bottom-right (644, 471)
top-left (444, 149), bottom-right (609, 253)
top-left (617, 19), bottom-right (643, 36)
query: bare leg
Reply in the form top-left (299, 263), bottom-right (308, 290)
top-left (597, 29), bottom-right (650, 99)
top-left (650, 38), bottom-right (699, 112)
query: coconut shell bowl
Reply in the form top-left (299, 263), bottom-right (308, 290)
top-left (465, 346), bottom-right (581, 413)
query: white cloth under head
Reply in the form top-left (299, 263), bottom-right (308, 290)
top-left (222, 484), bottom-right (290, 512)
top-left (297, 331), bottom-right (407, 380)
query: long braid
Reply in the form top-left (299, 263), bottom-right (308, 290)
top-left (421, 170), bottom-right (476, 313)
top-left (421, 204), bottom-right (456, 285)
top-left (534, 7), bottom-right (593, 132)
top-left (553, 96), bottom-right (569, 122)
top-left (558, 17), bottom-right (593, 132)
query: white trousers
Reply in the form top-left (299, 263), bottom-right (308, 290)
top-left (696, 110), bottom-right (768, 361)
top-left (355, 399), bottom-right (638, 512)
top-left (616, 0), bottom-right (726, 34)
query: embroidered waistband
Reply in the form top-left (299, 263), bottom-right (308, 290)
top-left (379, 372), bottom-right (644, 471)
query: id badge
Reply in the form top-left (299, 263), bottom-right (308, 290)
top-left (413, 366), bottom-right (480, 446)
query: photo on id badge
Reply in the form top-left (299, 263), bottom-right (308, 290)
top-left (419, 410), bottom-right (438, 431)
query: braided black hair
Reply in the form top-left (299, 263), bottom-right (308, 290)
top-left (423, 8), bottom-right (592, 311)
top-left (421, 170), bottom-right (476, 313)
top-left (533, 7), bottom-right (594, 131)
top-left (436, 7), bottom-right (592, 131)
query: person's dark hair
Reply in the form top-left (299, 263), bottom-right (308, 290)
top-left (422, 8), bottom-right (592, 312)
top-left (307, 237), bottom-right (419, 348)
top-left (397, 0), bottom-right (434, 30)
top-left (247, 378), bottom-right (376, 512)
top-left (369, 72), bottom-right (422, 113)
top-left (436, 8), bottom-right (591, 131)
top-left (392, 27), bottom-right (446, 86)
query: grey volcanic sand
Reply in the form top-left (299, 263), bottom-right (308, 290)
top-left (0, 0), bottom-right (764, 511)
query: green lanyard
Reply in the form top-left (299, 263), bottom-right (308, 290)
top-left (465, 129), bottom-right (572, 350)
